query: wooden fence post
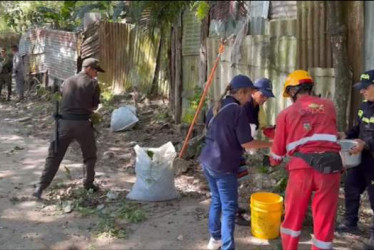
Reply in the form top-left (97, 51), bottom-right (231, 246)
top-left (327, 1), bottom-right (352, 131)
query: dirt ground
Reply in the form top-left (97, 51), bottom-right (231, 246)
top-left (0, 93), bottom-right (372, 250)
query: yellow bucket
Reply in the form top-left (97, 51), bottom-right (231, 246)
top-left (250, 192), bottom-right (283, 240)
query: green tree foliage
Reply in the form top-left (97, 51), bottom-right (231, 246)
top-left (0, 1), bottom-right (128, 32)
top-left (192, 1), bottom-right (210, 21)
top-left (128, 1), bottom-right (190, 37)
top-left (0, 1), bottom-right (63, 32)
top-left (0, 1), bottom-right (210, 34)
top-left (127, 1), bottom-right (211, 38)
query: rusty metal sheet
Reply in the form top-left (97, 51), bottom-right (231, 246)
top-left (249, 17), bottom-right (267, 35)
top-left (182, 10), bottom-right (201, 56)
top-left (297, 1), bottom-right (332, 69)
top-left (270, 1), bottom-right (297, 20)
top-left (269, 19), bottom-right (297, 37)
top-left (309, 67), bottom-right (335, 99)
top-left (96, 22), bottom-right (160, 94)
top-left (181, 55), bottom-right (200, 120)
top-left (249, 1), bottom-right (270, 18)
top-left (18, 28), bottom-right (78, 84)
top-left (206, 35), bottom-right (298, 125)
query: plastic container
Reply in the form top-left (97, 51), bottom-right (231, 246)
top-left (338, 139), bottom-right (362, 169)
top-left (250, 192), bottom-right (283, 240)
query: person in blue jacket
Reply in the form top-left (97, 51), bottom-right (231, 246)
top-left (199, 74), bottom-right (272, 250)
top-left (235, 77), bottom-right (275, 226)
top-left (244, 78), bottom-right (275, 133)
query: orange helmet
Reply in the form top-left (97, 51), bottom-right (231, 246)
top-left (283, 70), bottom-right (314, 98)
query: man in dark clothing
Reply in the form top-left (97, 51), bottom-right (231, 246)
top-left (244, 78), bottom-right (276, 137)
top-left (236, 78), bottom-right (275, 226)
top-left (33, 58), bottom-right (104, 199)
top-left (0, 47), bottom-right (12, 101)
top-left (337, 70), bottom-right (374, 248)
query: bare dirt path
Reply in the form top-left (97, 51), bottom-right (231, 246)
top-left (0, 99), bottom-right (367, 250)
top-left (0, 102), bottom-right (277, 250)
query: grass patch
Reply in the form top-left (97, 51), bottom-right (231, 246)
top-left (52, 186), bottom-right (147, 239)
top-left (257, 165), bottom-right (270, 174)
top-left (92, 201), bottom-right (146, 239)
top-left (182, 86), bottom-right (207, 124)
top-left (9, 196), bottom-right (20, 204)
top-left (117, 202), bottom-right (147, 223)
top-left (155, 110), bottom-right (169, 121)
top-left (93, 216), bottom-right (127, 239)
top-left (55, 187), bottom-right (101, 216)
top-left (272, 175), bottom-right (288, 196)
top-left (101, 91), bottom-right (114, 105)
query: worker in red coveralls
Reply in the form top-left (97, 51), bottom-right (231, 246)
top-left (269, 70), bottom-right (343, 250)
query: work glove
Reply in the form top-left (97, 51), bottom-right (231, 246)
top-left (262, 126), bottom-right (276, 139)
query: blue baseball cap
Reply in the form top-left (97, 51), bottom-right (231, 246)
top-left (254, 78), bottom-right (275, 98)
top-left (354, 70), bottom-right (374, 90)
top-left (230, 75), bottom-right (254, 90)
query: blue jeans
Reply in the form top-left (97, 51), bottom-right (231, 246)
top-left (203, 166), bottom-right (238, 250)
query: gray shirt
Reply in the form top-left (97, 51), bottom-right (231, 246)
top-left (60, 72), bottom-right (101, 116)
top-left (12, 52), bottom-right (24, 76)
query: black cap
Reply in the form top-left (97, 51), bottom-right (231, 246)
top-left (82, 58), bottom-right (105, 73)
top-left (230, 75), bottom-right (254, 90)
top-left (254, 78), bottom-right (275, 98)
top-left (354, 70), bottom-right (374, 90)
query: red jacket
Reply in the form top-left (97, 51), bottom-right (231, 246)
top-left (270, 95), bottom-right (341, 170)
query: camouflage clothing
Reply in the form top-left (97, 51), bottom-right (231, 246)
top-left (0, 53), bottom-right (12, 99)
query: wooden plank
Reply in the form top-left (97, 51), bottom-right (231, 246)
top-left (114, 23), bottom-right (118, 91)
top-left (319, 1), bottom-right (326, 67)
top-left (326, 3), bottom-right (333, 68)
top-left (103, 22), bottom-right (108, 87)
top-left (301, 1), bottom-right (307, 69)
top-left (99, 22), bottom-right (105, 85)
top-left (175, 14), bottom-right (183, 123)
top-left (122, 24), bottom-right (126, 90)
top-left (307, 1), bottom-right (313, 69)
top-left (170, 26), bottom-right (176, 116)
top-left (111, 23), bottom-right (115, 90)
top-left (296, 1), bottom-right (302, 68)
top-left (116, 23), bottom-right (120, 92)
top-left (106, 22), bottom-right (111, 89)
top-left (313, 1), bottom-right (319, 67)
top-left (199, 17), bottom-right (209, 87)
top-left (346, 1), bottom-right (364, 127)
top-left (107, 22), bottom-right (112, 89)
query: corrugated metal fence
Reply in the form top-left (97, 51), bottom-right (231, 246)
top-left (85, 22), bottom-right (166, 96)
top-left (183, 1), bottom-right (348, 126)
top-left (205, 36), bottom-right (337, 126)
top-left (97, 22), bottom-right (135, 93)
top-left (270, 1), bottom-right (297, 19)
top-left (297, 1), bottom-right (333, 69)
top-left (45, 30), bottom-right (77, 83)
top-left (18, 22), bottom-right (168, 96)
top-left (181, 10), bottom-right (202, 121)
top-left (19, 28), bottom-right (78, 85)
top-left (206, 34), bottom-right (296, 125)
